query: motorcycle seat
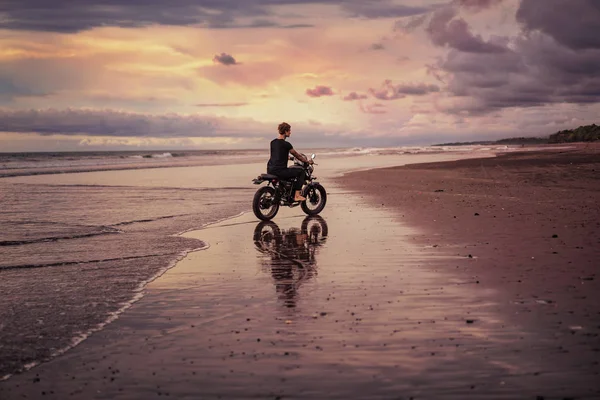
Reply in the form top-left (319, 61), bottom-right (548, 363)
top-left (260, 173), bottom-right (280, 180)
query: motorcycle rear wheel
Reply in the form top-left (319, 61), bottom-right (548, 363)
top-left (301, 184), bottom-right (327, 216)
top-left (253, 186), bottom-right (279, 221)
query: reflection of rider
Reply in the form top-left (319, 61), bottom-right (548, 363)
top-left (267, 122), bottom-right (314, 202)
top-left (253, 216), bottom-right (328, 308)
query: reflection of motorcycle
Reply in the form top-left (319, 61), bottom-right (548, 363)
top-left (253, 216), bottom-right (328, 308)
top-left (251, 153), bottom-right (327, 221)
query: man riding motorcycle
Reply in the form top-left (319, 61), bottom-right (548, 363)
top-left (267, 122), bottom-right (314, 202)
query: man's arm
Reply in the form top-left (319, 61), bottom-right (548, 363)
top-left (290, 148), bottom-right (313, 164)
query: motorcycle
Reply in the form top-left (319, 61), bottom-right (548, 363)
top-left (251, 153), bottom-right (327, 221)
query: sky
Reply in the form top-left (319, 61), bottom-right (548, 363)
top-left (0, 0), bottom-right (599, 151)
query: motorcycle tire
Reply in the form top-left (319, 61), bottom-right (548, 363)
top-left (301, 215), bottom-right (328, 243)
top-left (301, 183), bottom-right (327, 216)
top-left (253, 186), bottom-right (279, 221)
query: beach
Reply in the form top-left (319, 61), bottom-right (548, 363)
top-left (338, 143), bottom-right (600, 397)
top-left (1, 145), bottom-right (599, 399)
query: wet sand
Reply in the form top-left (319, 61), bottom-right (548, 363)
top-left (338, 143), bottom-right (600, 397)
top-left (1, 147), bottom-right (598, 399)
top-left (0, 152), bottom-right (490, 381)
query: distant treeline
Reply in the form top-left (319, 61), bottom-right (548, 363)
top-left (495, 137), bottom-right (548, 145)
top-left (548, 124), bottom-right (600, 143)
top-left (434, 124), bottom-right (600, 146)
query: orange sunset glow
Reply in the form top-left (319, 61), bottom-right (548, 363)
top-left (1, 0), bottom-right (599, 150)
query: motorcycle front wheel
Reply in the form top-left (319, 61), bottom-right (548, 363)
top-left (301, 184), bottom-right (327, 216)
top-left (301, 215), bottom-right (328, 243)
top-left (252, 186), bottom-right (280, 221)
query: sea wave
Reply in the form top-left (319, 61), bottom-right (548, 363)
top-left (1, 240), bottom-right (209, 382)
top-left (0, 210), bottom-right (246, 382)
top-left (0, 146), bottom-right (532, 178)
top-left (314, 144), bottom-right (519, 157)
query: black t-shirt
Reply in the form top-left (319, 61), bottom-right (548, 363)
top-left (267, 138), bottom-right (293, 171)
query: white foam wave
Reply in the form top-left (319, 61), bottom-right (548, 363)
top-left (315, 145), bottom-right (519, 157)
top-left (152, 152), bottom-right (173, 158)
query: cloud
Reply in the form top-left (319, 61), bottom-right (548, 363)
top-left (208, 19), bottom-right (314, 29)
top-left (436, 31), bottom-right (600, 115)
top-left (393, 14), bottom-right (427, 33)
top-left (0, 57), bottom-right (98, 98)
top-left (195, 102), bottom-right (248, 107)
top-left (342, 2), bottom-right (438, 19)
top-left (0, 108), bottom-right (223, 137)
top-left (454, 0), bottom-right (505, 11)
top-left (343, 92), bottom-right (368, 101)
top-left (426, 7), bottom-right (508, 53)
top-left (516, 0), bottom-right (600, 50)
top-left (0, 0), bottom-right (439, 33)
top-left (306, 85), bottom-right (334, 97)
top-left (359, 103), bottom-right (387, 114)
top-left (0, 107), bottom-right (405, 149)
top-left (370, 43), bottom-right (385, 50)
top-left (369, 80), bottom-right (440, 100)
top-left (0, 108), bottom-right (371, 145)
top-left (213, 53), bottom-right (238, 66)
top-left (418, 1), bottom-right (600, 116)
top-left (0, 76), bottom-right (51, 102)
top-left (428, 0), bottom-right (600, 116)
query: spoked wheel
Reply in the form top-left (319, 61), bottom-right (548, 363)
top-left (253, 186), bottom-right (280, 221)
top-left (253, 221), bottom-right (282, 253)
top-left (301, 184), bottom-right (327, 216)
top-left (301, 215), bottom-right (328, 244)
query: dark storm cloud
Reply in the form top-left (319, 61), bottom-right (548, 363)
top-left (369, 80), bottom-right (440, 100)
top-left (428, 0), bottom-right (600, 115)
top-left (343, 92), bottom-right (368, 101)
top-left (0, 0), bottom-right (439, 33)
top-left (213, 53), bottom-right (238, 66)
top-left (426, 7), bottom-right (507, 53)
top-left (436, 32), bottom-right (600, 115)
top-left (0, 108), bottom-right (226, 137)
top-left (516, 0), bottom-right (600, 50)
top-left (306, 85), bottom-right (334, 97)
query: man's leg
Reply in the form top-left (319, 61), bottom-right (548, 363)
top-left (291, 169), bottom-right (306, 201)
top-left (273, 168), bottom-right (306, 201)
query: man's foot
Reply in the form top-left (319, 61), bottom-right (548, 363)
top-left (294, 195), bottom-right (306, 202)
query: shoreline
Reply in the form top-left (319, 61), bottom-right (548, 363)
top-left (0, 144), bottom-right (556, 178)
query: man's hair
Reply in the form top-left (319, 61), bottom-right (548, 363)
top-left (278, 122), bottom-right (291, 135)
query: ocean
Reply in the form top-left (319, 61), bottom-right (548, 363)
top-left (0, 144), bottom-right (516, 379)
